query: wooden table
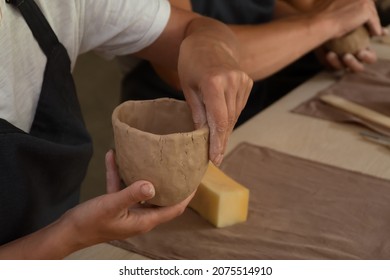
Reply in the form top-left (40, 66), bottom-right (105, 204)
top-left (66, 41), bottom-right (390, 260)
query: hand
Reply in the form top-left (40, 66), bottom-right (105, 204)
top-left (311, 0), bottom-right (383, 38)
top-left (133, 10), bottom-right (253, 166)
top-left (325, 49), bottom-right (377, 72)
top-left (315, 46), bottom-right (377, 72)
top-left (178, 19), bottom-right (253, 166)
top-left (62, 150), bottom-right (194, 248)
top-left (322, 27), bottom-right (389, 72)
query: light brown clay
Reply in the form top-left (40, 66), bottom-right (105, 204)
top-left (325, 26), bottom-right (370, 56)
top-left (112, 98), bottom-right (209, 206)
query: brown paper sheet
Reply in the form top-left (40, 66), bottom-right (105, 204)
top-left (292, 59), bottom-right (390, 136)
top-left (110, 143), bottom-right (390, 259)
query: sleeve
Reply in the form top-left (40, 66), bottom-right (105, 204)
top-left (78, 0), bottom-right (171, 59)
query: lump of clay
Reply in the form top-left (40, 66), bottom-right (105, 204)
top-left (112, 98), bottom-right (209, 206)
top-left (325, 26), bottom-right (370, 56)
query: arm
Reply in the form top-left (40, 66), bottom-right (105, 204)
top-left (0, 151), bottom-right (193, 259)
top-left (156, 0), bottom-right (382, 85)
top-left (276, 0), bottom-right (382, 72)
top-left (135, 6), bottom-right (253, 166)
top-left (232, 0), bottom-right (383, 79)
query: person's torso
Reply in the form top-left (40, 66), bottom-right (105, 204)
top-left (0, 0), bottom-right (171, 246)
top-left (0, 0), bottom-right (170, 133)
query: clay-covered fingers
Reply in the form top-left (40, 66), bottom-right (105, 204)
top-left (202, 71), bottom-right (252, 166)
top-left (236, 73), bottom-right (253, 115)
top-left (202, 81), bottom-right (229, 166)
top-left (184, 88), bottom-right (207, 130)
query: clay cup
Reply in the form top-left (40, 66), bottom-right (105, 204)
top-left (112, 98), bottom-right (209, 206)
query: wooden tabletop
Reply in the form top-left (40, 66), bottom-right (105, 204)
top-left (66, 41), bottom-right (390, 260)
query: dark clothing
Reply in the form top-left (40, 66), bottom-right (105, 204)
top-left (191, 0), bottom-right (275, 24)
top-left (377, 1), bottom-right (390, 26)
top-left (0, 0), bottom-right (92, 245)
top-left (121, 0), bottom-right (322, 126)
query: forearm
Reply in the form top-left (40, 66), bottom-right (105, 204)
top-left (184, 17), bottom-right (239, 57)
top-left (151, 15), bottom-right (327, 88)
top-left (232, 14), bottom-right (334, 80)
top-left (135, 8), bottom-right (239, 74)
top-left (179, 17), bottom-right (240, 75)
top-left (0, 217), bottom-right (80, 260)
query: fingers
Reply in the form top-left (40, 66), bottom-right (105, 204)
top-left (235, 73), bottom-right (252, 118)
top-left (326, 48), bottom-right (377, 73)
top-left (202, 81), bottom-right (229, 166)
top-left (326, 52), bottom-right (346, 70)
top-left (342, 53), bottom-right (365, 72)
top-left (112, 189), bottom-right (191, 237)
top-left (183, 85), bottom-right (226, 165)
top-left (112, 181), bottom-right (155, 210)
top-left (105, 150), bottom-right (121, 194)
top-left (356, 49), bottom-right (377, 64)
top-left (184, 87), bottom-right (207, 130)
top-left (199, 71), bottom-right (252, 166)
top-left (326, 52), bottom-right (364, 72)
top-left (130, 190), bottom-right (196, 233)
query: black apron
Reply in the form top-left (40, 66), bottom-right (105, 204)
top-left (0, 0), bottom-right (93, 245)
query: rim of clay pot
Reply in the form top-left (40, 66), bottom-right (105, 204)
top-left (112, 98), bottom-right (210, 139)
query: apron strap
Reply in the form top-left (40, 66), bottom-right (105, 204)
top-left (5, 0), bottom-right (60, 57)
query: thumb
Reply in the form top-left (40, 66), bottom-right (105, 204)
top-left (113, 180), bottom-right (155, 209)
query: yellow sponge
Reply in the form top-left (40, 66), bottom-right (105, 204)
top-left (189, 162), bottom-right (249, 227)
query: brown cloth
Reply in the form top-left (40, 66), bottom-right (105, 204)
top-left (110, 143), bottom-right (390, 259)
top-left (292, 59), bottom-right (390, 137)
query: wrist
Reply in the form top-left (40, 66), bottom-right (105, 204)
top-left (185, 17), bottom-right (240, 59)
top-left (306, 11), bottom-right (339, 43)
top-left (51, 212), bottom-right (86, 258)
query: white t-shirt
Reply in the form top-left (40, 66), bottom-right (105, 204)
top-left (0, 0), bottom-right (170, 132)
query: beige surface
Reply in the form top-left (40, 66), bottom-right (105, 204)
top-left (66, 42), bottom-right (390, 260)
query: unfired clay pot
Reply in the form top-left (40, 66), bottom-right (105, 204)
top-left (325, 26), bottom-right (370, 56)
top-left (112, 98), bottom-right (209, 206)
